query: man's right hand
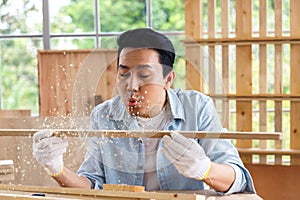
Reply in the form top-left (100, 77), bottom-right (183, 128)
top-left (32, 130), bottom-right (68, 176)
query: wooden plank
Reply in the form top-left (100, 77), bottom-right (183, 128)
top-left (103, 184), bottom-right (145, 192)
top-left (184, 0), bottom-right (202, 40)
top-left (0, 110), bottom-right (31, 118)
top-left (290, 0), bottom-right (300, 165)
top-left (183, 36), bottom-right (300, 45)
top-left (0, 184), bottom-right (200, 200)
top-left (235, 0), bottom-right (252, 164)
top-left (258, 0), bottom-right (268, 164)
top-left (220, 0), bottom-right (230, 126)
top-left (209, 93), bottom-right (300, 100)
top-left (184, 0), bottom-right (203, 92)
top-left (0, 116), bottom-right (89, 129)
top-left (0, 129), bottom-right (281, 140)
top-left (221, 0), bottom-right (230, 129)
top-left (185, 44), bottom-right (203, 92)
top-left (207, 0), bottom-right (216, 94)
top-left (274, 0), bottom-right (283, 165)
top-left (0, 184), bottom-right (263, 200)
top-left (237, 148), bottom-right (300, 155)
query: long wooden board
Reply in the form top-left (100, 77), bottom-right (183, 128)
top-left (0, 129), bottom-right (281, 140)
top-left (0, 184), bottom-right (262, 200)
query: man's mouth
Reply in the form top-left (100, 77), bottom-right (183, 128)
top-left (128, 97), bottom-right (140, 107)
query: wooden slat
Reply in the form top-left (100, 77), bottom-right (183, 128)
top-left (209, 94), bottom-right (300, 100)
top-left (0, 129), bottom-right (282, 140)
top-left (235, 0), bottom-right (252, 164)
top-left (207, 0), bottom-right (216, 94)
top-left (258, 0), bottom-right (268, 164)
top-left (0, 117), bottom-right (89, 129)
top-left (0, 110), bottom-right (31, 118)
top-left (221, 0), bottom-right (230, 129)
top-left (183, 36), bottom-right (300, 45)
top-left (274, 0), bottom-right (283, 165)
top-left (184, 0), bottom-right (202, 40)
top-left (290, 0), bottom-right (300, 165)
top-left (185, 0), bottom-right (203, 92)
top-left (238, 148), bottom-right (300, 156)
top-left (185, 44), bottom-right (203, 92)
top-left (103, 184), bottom-right (145, 192)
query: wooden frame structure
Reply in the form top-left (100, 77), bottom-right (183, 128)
top-left (185, 0), bottom-right (300, 199)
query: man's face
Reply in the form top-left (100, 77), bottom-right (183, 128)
top-left (117, 48), bottom-right (171, 118)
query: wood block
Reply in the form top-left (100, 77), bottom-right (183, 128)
top-left (103, 184), bottom-right (145, 192)
top-left (0, 160), bottom-right (14, 181)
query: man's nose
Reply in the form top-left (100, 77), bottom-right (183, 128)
top-left (127, 75), bottom-right (140, 91)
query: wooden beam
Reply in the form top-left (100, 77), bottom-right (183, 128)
top-left (258, 0), bottom-right (268, 164)
top-left (207, 94), bottom-right (300, 100)
top-left (290, 0), bottom-right (300, 165)
top-left (235, 0), bottom-right (252, 163)
top-left (237, 148), bottom-right (300, 156)
top-left (0, 184), bottom-right (263, 200)
top-left (0, 129), bottom-right (282, 140)
top-left (183, 36), bottom-right (300, 45)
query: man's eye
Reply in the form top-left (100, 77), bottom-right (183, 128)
top-left (139, 74), bottom-right (150, 78)
top-left (120, 72), bottom-right (130, 77)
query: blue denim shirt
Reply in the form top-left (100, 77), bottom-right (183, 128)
top-left (77, 89), bottom-right (255, 194)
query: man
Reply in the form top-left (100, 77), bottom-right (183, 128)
top-left (33, 28), bottom-right (255, 194)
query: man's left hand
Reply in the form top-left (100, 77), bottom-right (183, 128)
top-left (162, 132), bottom-right (211, 180)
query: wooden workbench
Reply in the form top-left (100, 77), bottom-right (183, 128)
top-left (0, 184), bottom-right (261, 200)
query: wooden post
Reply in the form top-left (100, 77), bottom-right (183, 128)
top-left (207, 0), bottom-right (216, 94)
top-left (290, 0), bottom-right (300, 165)
top-left (235, 0), bottom-right (253, 164)
top-left (258, 0), bottom-right (268, 164)
top-left (221, 0), bottom-right (230, 129)
top-left (185, 0), bottom-right (203, 92)
top-left (274, 0), bottom-right (283, 165)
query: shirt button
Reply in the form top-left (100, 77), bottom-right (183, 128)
top-left (138, 166), bottom-right (143, 170)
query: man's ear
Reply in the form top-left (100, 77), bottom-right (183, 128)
top-left (164, 71), bottom-right (176, 89)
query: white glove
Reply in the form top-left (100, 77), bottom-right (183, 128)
top-left (162, 132), bottom-right (211, 180)
top-left (32, 130), bottom-right (68, 176)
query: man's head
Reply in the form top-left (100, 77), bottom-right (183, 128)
top-left (116, 28), bottom-right (176, 118)
top-left (117, 28), bottom-right (175, 77)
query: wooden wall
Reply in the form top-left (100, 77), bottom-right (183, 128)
top-left (185, 0), bottom-right (300, 199)
top-left (38, 49), bottom-right (117, 117)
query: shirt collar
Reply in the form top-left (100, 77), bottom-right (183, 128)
top-left (166, 89), bottom-right (185, 121)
